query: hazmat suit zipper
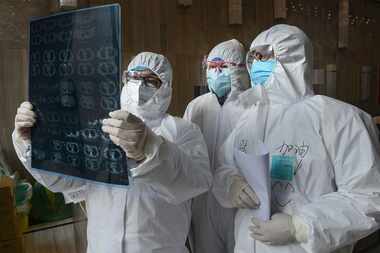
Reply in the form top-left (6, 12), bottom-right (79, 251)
top-left (121, 192), bottom-right (128, 253)
top-left (211, 98), bottom-right (223, 170)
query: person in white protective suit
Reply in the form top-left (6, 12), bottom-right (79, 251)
top-left (13, 52), bottom-right (212, 253)
top-left (213, 24), bottom-right (380, 253)
top-left (183, 39), bottom-right (256, 253)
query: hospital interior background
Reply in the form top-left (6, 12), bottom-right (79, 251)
top-left (0, 0), bottom-right (380, 252)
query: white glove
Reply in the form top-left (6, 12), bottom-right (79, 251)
top-left (102, 109), bottom-right (147, 161)
top-left (249, 213), bottom-right (308, 245)
top-left (14, 101), bottom-right (36, 143)
top-left (229, 175), bottom-right (260, 209)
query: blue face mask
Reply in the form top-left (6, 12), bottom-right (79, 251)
top-left (207, 68), bottom-right (231, 98)
top-left (250, 59), bottom-right (277, 86)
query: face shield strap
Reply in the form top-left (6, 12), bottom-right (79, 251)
top-left (256, 87), bottom-right (270, 142)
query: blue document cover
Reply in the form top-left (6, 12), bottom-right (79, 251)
top-left (28, 4), bottom-right (129, 186)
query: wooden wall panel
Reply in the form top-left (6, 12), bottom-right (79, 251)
top-left (0, 47), bottom-right (28, 176)
top-left (229, 0), bottom-right (243, 25)
top-left (255, 0), bottom-right (274, 32)
top-left (274, 0), bottom-right (287, 20)
top-left (0, 1), bottom-right (50, 178)
top-left (23, 220), bottom-right (87, 253)
top-left (338, 0), bottom-right (349, 49)
top-left (241, 0), bottom-right (257, 48)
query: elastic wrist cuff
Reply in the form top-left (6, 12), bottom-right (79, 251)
top-left (292, 215), bottom-right (309, 243)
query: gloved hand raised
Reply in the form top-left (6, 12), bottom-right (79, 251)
top-left (230, 175), bottom-right (260, 209)
top-left (249, 213), bottom-right (308, 245)
top-left (14, 101), bottom-right (36, 143)
top-left (102, 109), bottom-right (147, 161)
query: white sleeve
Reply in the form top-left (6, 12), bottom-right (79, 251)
top-left (182, 101), bottom-right (193, 121)
top-left (212, 128), bottom-right (241, 208)
top-left (130, 122), bottom-right (212, 205)
top-left (12, 131), bottom-right (87, 203)
top-left (294, 111), bottom-right (380, 253)
top-left (183, 98), bottom-right (203, 126)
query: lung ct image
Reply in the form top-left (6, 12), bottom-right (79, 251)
top-left (28, 4), bottom-right (129, 186)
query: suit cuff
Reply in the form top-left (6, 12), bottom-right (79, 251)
top-left (292, 215), bottom-right (309, 243)
top-left (129, 129), bottom-right (163, 177)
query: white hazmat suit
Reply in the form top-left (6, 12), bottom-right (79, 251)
top-left (183, 39), bottom-right (251, 253)
top-left (213, 24), bottom-right (380, 253)
top-left (13, 52), bottom-right (212, 253)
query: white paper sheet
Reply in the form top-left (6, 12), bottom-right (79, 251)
top-left (234, 208), bottom-right (257, 253)
top-left (233, 143), bottom-right (270, 221)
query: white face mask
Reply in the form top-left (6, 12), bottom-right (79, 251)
top-left (120, 68), bottom-right (171, 123)
top-left (124, 79), bottom-right (157, 106)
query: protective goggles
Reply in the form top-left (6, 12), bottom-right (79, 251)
top-left (123, 69), bottom-right (162, 88)
top-left (247, 45), bottom-right (276, 65)
top-left (205, 57), bottom-right (245, 72)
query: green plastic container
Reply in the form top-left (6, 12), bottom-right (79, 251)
top-left (15, 182), bottom-right (33, 232)
top-left (15, 182), bottom-right (32, 206)
top-left (30, 183), bottom-right (73, 224)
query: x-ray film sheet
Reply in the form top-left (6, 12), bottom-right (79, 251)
top-left (28, 4), bottom-right (129, 186)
